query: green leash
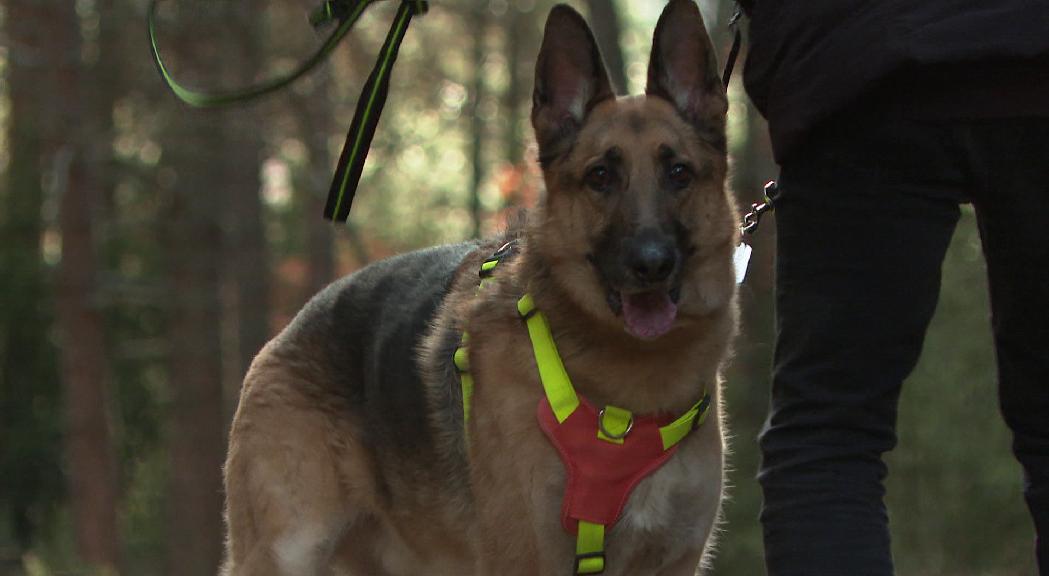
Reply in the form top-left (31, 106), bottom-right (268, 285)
top-left (148, 0), bottom-right (429, 221)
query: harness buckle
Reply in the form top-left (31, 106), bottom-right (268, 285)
top-left (691, 393), bottom-right (713, 430)
top-left (574, 551), bottom-right (606, 574)
top-left (480, 240), bottom-right (518, 280)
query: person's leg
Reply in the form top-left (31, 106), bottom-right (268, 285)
top-left (760, 118), bottom-right (967, 576)
top-left (968, 117), bottom-right (1049, 574)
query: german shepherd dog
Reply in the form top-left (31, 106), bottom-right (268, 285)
top-left (222, 1), bottom-right (737, 574)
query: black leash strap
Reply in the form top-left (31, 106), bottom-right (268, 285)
top-left (326, 0), bottom-right (428, 221)
top-left (720, 5), bottom-right (780, 243)
top-left (721, 6), bottom-right (743, 87)
top-left (148, 0), bottom-right (428, 222)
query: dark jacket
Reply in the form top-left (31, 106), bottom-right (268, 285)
top-left (739, 1), bottom-right (1049, 162)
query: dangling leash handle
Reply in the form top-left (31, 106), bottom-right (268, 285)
top-left (149, 0), bottom-right (428, 222)
top-left (148, 0), bottom-right (380, 107)
top-left (325, 0), bottom-right (428, 221)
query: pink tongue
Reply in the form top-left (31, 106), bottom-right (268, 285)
top-left (622, 291), bottom-right (678, 340)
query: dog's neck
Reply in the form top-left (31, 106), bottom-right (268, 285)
top-left (511, 242), bottom-right (730, 416)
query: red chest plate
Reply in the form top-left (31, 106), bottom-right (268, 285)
top-left (537, 398), bottom-right (678, 534)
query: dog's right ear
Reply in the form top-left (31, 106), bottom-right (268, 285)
top-left (531, 5), bottom-right (614, 167)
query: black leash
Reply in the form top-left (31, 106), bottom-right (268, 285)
top-left (720, 5), bottom-right (779, 241)
top-left (152, 1), bottom-right (754, 224)
top-left (325, 1), bottom-right (427, 221)
top-left (721, 6), bottom-right (743, 87)
top-left (148, 0), bottom-right (428, 222)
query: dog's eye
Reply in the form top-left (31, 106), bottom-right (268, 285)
top-left (585, 166), bottom-right (613, 193)
top-left (669, 164), bottom-right (693, 189)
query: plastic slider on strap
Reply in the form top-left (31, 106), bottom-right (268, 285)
top-left (575, 521), bottom-right (606, 574)
top-left (479, 241), bottom-right (515, 280)
top-left (479, 259), bottom-right (499, 278)
top-left (658, 392), bottom-right (711, 450)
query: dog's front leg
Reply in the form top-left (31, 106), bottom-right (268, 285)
top-left (466, 390), bottom-right (570, 573)
top-left (468, 438), bottom-right (547, 575)
top-left (468, 425), bottom-right (577, 575)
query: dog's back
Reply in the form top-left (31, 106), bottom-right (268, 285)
top-left (276, 241), bottom-right (479, 455)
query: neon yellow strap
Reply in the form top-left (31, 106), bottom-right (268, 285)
top-left (658, 393), bottom-right (711, 450)
top-left (517, 295), bottom-right (580, 423)
top-left (518, 294), bottom-right (711, 441)
top-left (575, 521), bottom-right (606, 574)
top-left (480, 259), bottom-right (499, 274)
top-left (457, 248), bottom-right (513, 431)
top-left (454, 341), bottom-right (473, 425)
top-left (459, 372), bottom-right (474, 427)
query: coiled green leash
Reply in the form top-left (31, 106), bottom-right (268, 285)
top-left (148, 0), bottom-right (429, 221)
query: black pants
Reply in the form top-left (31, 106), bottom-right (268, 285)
top-left (760, 116), bottom-right (1049, 575)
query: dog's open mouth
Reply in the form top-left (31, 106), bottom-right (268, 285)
top-left (591, 254), bottom-right (683, 340)
top-left (617, 288), bottom-right (679, 340)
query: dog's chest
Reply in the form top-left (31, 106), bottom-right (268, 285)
top-left (623, 441), bottom-right (718, 527)
top-left (609, 429), bottom-right (723, 566)
top-left (528, 416), bottom-right (723, 573)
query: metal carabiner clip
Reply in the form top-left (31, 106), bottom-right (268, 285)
top-left (741, 180), bottom-right (780, 237)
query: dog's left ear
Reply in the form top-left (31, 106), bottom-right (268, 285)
top-left (646, 0), bottom-right (727, 147)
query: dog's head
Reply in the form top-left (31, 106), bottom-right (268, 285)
top-left (529, 0), bottom-right (737, 340)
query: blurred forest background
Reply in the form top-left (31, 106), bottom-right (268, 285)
top-left (0, 0), bottom-right (1037, 574)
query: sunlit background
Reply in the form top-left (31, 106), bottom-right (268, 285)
top-left (0, 0), bottom-right (1036, 574)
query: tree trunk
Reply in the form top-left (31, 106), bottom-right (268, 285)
top-left (468, 6), bottom-right (489, 238)
top-left (1, 0), bottom-right (66, 553)
top-left (58, 151), bottom-right (122, 574)
top-left (159, 10), bottom-right (229, 573)
top-left (501, 3), bottom-right (529, 167)
top-left (584, 0), bottom-right (629, 95)
top-left (51, 0), bottom-right (122, 570)
top-left (290, 70), bottom-right (340, 292)
top-left (223, 2), bottom-right (270, 384)
top-left (163, 112), bottom-right (228, 576)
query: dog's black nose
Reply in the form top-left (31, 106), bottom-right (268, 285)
top-left (625, 234), bottom-right (677, 283)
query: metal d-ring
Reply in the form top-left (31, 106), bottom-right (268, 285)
top-left (598, 408), bottom-right (634, 440)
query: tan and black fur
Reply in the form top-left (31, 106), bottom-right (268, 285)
top-left (222, 1), bottom-right (738, 574)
